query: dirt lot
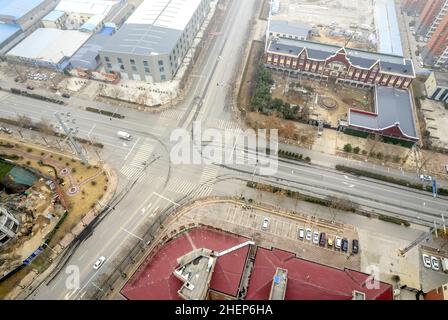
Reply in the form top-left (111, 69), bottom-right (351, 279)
top-left (271, 75), bottom-right (373, 126)
top-left (421, 98), bottom-right (448, 149)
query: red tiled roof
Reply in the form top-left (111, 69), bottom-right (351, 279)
top-left (121, 228), bottom-right (249, 300)
top-left (245, 247), bottom-right (393, 300)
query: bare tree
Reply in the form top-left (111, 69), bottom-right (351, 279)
top-left (36, 118), bottom-right (55, 135)
top-left (17, 114), bottom-right (33, 129)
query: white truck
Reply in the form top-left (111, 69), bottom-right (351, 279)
top-left (117, 131), bottom-right (132, 141)
top-left (442, 258), bottom-right (448, 273)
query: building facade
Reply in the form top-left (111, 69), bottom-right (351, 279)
top-left (0, 206), bottom-right (19, 247)
top-left (416, 0), bottom-right (448, 39)
top-left (265, 38), bottom-right (415, 89)
top-left (99, 0), bottom-right (210, 83)
top-left (424, 71), bottom-right (448, 101)
top-left (401, 0), bottom-right (427, 16)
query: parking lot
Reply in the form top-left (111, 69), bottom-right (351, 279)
top-left (175, 201), bottom-right (361, 271)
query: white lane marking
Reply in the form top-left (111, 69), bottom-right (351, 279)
top-left (152, 192), bottom-right (180, 206)
top-left (124, 137), bottom-right (141, 161)
top-left (120, 227), bottom-right (143, 241)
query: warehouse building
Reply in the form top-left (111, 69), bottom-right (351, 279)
top-left (99, 0), bottom-right (211, 83)
top-left (41, 10), bottom-right (68, 29)
top-left (0, 0), bottom-right (58, 53)
top-left (268, 20), bottom-right (311, 41)
top-left (6, 28), bottom-right (91, 71)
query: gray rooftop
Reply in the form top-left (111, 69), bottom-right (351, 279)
top-left (268, 38), bottom-right (414, 77)
top-left (349, 86), bottom-right (418, 140)
top-left (100, 23), bottom-right (181, 56)
top-left (69, 33), bottom-right (112, 69)
top-left (269, 20), bottom-right (311, 39)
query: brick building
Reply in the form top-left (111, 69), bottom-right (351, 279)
top-left (265, 38), bottom-right (415, 89)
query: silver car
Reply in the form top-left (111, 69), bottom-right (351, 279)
top-left (312, 231), bottom-right (319, 245)
top-left (431, 256), bottom-right (440, 271)
top-left (93, 256), bottom-right (106, 270)
top-left (305, 228), bottom-right (312, 241)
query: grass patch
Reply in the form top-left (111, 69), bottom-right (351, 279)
top-left (0, 160), bottom-right (13, 180)
top-left (379, 214), bottom-right (411, 227)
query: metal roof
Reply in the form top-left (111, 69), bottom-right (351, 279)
top-left (268, 38), bottom-right (414, 77)
top-left (80, 14), bottom-right (105, 32)
top-left (0, 23), bottom-right (21, 46)
top-left (125, 0), bottom-right (203, 31)
top-left (0, 0), bottom-right (44, 20)
top-left (374, 0), bottom-right (403, 56)
top-left (100, 0), bottom-right (205, 56)
top-left (42, 10), bottom-right (66, 22)
top-left (269, 20), bottom-right (311, 39)
top-left (100, 23), bottom-right (182, 55)
top-left (349, 87), bottom-right (418, 140)
top-left (69, 33), bottom-right (112, 69)
top-left (55, 0), bottom-right (120, 16)
top-left (6, 28), bottom-right (91, 64)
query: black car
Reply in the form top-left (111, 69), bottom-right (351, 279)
top-left (26, 85), bottom-right (34, 90)
top-left (62, 93), bottom-right (70, 98)
top-left (319, 232), bottom-right (326, 247)
top-left (352, 239), bottom-right (359, 254)
top-left (341, 238), bottom-right (349, 252)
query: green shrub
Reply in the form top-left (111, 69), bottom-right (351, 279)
top-left (353, 146), bottom-right (360, 154)
top-left (343, 144), bottom-right (353, 153)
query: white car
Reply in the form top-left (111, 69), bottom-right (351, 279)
top-left (298, 228), bottom-right (304, 240)
top-left (431, 256), bottom-right (440, 271)
top-left (93, 256), bottom-right (106, 270)
top-left (262, 217), bottom-right (269, 230)
top-left (312, 231), bottom-right (319, 245)
top-left (422, 254), bottom-right (431, 268)
top-left (335, 236), bottom-right (342, 249)
top-left (305, 228), bottom-right (312, 241)
top-left (420, 174), bottom-right (433, 182)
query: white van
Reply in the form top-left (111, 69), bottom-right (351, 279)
top-left (117, 131), bottom-right (132, 141)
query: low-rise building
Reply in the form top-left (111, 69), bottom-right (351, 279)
top-left (268, 20), bottom-right (311, 41)
top-left (6, 28), bottom-right (91, 71)
top-left (0, 206), bottom-right (19, 247)
top-left (42, 10), bottom-right (68, 29)
top-left (0, 0), bottom-right (58, 54)
top-left (265, 38), bottom-right (415, 89)
top-left (55, 0), bottom-right (123, 24)
top-left (424, 71), bottom-right (448, 102)
top-left (99, 0), bottom-right (211, 83)
top-left (348, 86), bottom-right (419, 142)
top-left (79, 14), bottom-right (105, 33)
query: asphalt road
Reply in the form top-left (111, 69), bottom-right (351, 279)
top-left (0, 0), bottom-right (445, 300)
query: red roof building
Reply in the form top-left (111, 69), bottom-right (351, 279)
top-left (121, 228), bottom-right (393, 300)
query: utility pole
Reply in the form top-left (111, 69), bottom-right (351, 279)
top-left (54, 112), bottom-right (88, 165)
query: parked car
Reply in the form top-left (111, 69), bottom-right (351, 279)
top-left (313, 231), bottom-right (319, 245)
top-left (305, 228), bottom-right (312, 241)
top-left (262, 217), bottom-right (269, 230)
top-left (431, 256), bottom-right (440, 271)
top-left (319, 232), bottom-right (326, 247)
top-left (26, 85), bottom-right (34, 90)
top-left (327, 236), bottom-right (333, 248)
top-left (420, 174), bottom-right (433, 182)
top-left (422, 254), bottom-right (431, 269)
top-left (298, 228), bottom-right (304, 240)
top-left (335, 236), bottom-right (342, 249)
top-left (341, 238), bottom-right (349, 252)
top-left (352, 239), bottom-right (359, 254)
top-left (62, 93), bottom-right (70, 98)
top-left (93, 256), bottom-right (106, 270)
top-left (0, 127), bottom-right (12, 134)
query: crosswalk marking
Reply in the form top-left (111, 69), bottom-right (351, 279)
top-left (119, 165), bottom-right (140, 179)
top-left (160, 108), bottom-right (184, 120)
top-left (129, 140), bottom-right (154, 169)
top-left (166, 177), bottom-right (198, 195)
top-left (209, 119), bottom-right (241, 131)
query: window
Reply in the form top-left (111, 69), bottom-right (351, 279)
top-left (130, 59), bottom-right (135, 64)
top-left (105, 56), bottom-right (110, 62)
top-left (117, 58), bottom-right (123, 63)
top-left (159, 67), bottom-right (165, 72)
top-left (132, 66), bottom-right (137, 72)
top-left (120, 64), bottom-right (125, 70)
top-left (144, 67), bottom-right (150, 73)
top-left (106, 63), bottom-right (112, 68)
top-left (158, 60), bottom-right (164, 66)
top-left (161, 75), bottom-right (166, 81)
top-left (143, 60), bottom-right (148, 66)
